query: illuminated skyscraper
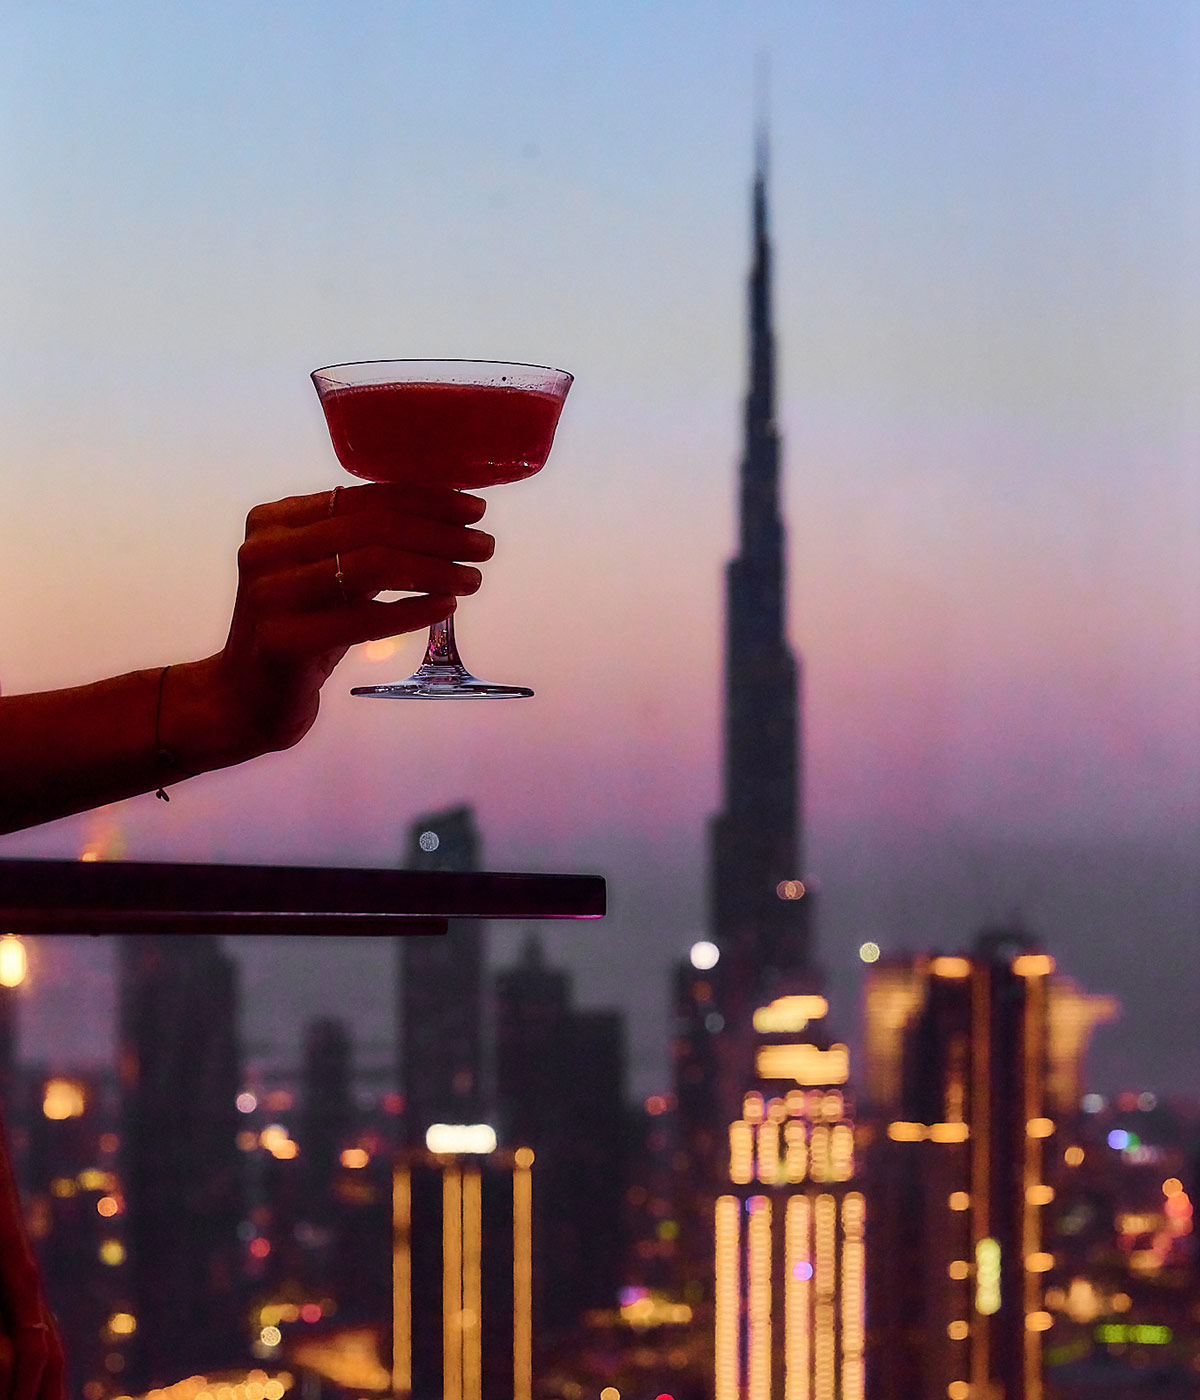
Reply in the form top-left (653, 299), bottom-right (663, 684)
top-left (714, 994), bottom-right (864, 1400)
top-left (118, 934), bottom-right (245, 1389)
top-left (859, 932), bottom-right (1117, 1400)
top-left (400, 807), bottom-right (485, 1143)
top-left (392, 1139), bottom-right (534, 1400)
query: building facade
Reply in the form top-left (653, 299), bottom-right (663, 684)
top-left (714, 994), bottom-right (863, 1400)
top-left (860, 932), bottom-right (1118, 1400)
top-left (392, 1143), bottom-right (534, 1400)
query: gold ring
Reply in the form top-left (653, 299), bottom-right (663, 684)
top-left (328, 485), bottom-right (343, 517)
top-left (334, 553), bottom-right (349, 604)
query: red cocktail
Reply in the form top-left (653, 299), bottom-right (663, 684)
top-left (319, 380), bottom-right (565, 488)
top-left (311, 360), bottom-right (572, 698)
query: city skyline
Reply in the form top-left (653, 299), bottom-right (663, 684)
top-left (1, 2), bottom-right (1198, 1100)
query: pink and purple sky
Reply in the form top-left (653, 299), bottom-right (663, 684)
top-left (2, 1), bottom-right (1198, 1097)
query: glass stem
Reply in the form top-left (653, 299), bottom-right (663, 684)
top-left (422, 612), bottom-right (464, 668)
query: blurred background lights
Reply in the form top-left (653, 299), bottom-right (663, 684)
top-left (43, 1078), bottom-right (85, 1120)
top-left (339, 1147), bottom-right (368, 1169)
top-left (362, 638), bottom-right (397, 662)
top-left (236, 1092), bottom-right (257, 1114)
top-left (1138, 1091), bottom-right (1158, 1111)
top-left (1081, 1093), bottom-right (1105, 1113)
top-left (98, 1239), bottom-right (124, 1267)
top-left (689, 940), bottom-right (719, 970)
top-left (792, 1260), bottom-right (814, 1281)
top-left (600, 1389), bottom-right (620, 1400)
top-left (776, 880), bottom-right (805, 900)
top-left (0, 935), bottom-right (27, 988)
top-left (258, 1326), bottom-right (281, 1348)
top-left (1107, 1129), bottom-right (1130, 1150)
top-left (858, 941), bottom-right (880, 964)
top-left (418, 830), bottom-right (440, 853)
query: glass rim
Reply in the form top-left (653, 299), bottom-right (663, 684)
top-left (312, 357), bottom-right (573, 383)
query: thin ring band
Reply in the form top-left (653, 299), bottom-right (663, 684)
top-left (334, 554), bottom-right (349, 604)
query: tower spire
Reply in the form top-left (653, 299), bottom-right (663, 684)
top-left (709, 119), bottom-right (811, 1006)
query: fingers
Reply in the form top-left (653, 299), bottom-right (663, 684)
top-left (257, 594), bottom-right (459, 661)
top-left (248, 546), bottom-right (482, 614)
top-left (257, 482), bottom-right (488, 530)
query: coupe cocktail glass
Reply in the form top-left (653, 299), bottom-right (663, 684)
top-left (312, 359), bottom-right (572, 698)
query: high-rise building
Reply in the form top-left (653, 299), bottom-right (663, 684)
top-left (118, 934), bottom-right (246, 1390)
top-left (714, 994), bottom-right (864, 1400)
top-left (299, 1016), bottom-right (353, 1227)
top-left (400, 807), bottom-right (485, 1143)
top-left (494, 934), bottom-right (627, 1344)
top-left (674, 130), bottom-right (818, 1327)
top-left (859, 931), bottom-right (1118, 1400)
top-left (392, 1141), bottom-right (534, 1400)
top-left (708, 132), bottom-right (812, 1018)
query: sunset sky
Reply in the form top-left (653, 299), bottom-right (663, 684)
top-left (2, 1), bottom-right (1198, 1097)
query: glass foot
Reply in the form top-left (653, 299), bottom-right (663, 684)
top-left (351, 663), bottom-right (533, 699)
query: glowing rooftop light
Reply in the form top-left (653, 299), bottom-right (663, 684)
top-left (425, 1123), bottom-right (497, 1155)
top-left (1012, 953), bottom-right (1055, 977)
top-left (689, 941), bottom-right (719, 970)
top-left (0, 935), bottom-right (27, 988)
top-left (858, 942), bottom-right (880, 964)
top-left (931, 956), bottom-right (971, 978)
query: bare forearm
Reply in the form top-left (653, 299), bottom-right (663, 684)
top-left (0, 658), bottom-right (265, 835)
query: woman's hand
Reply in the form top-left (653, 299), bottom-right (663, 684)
top-left (174, 482), bottom-right (495, 768)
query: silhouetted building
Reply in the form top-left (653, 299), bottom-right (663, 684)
top-left (675, 131), bottom-right (818, 1326)
top-left (708, 132), bottom-right (812, 1022)
top-left (400, 807), bottom-right (485, 1143)
top-left (494, 934), bottom-right (627, 1345)
top-left (300, 1016), bottom-right (353, 1226)
top-left (860, 931), bottom-right (1118, 1400)
top-left (118, 934), bottom-right (245, 1389)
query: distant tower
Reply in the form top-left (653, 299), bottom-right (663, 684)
top-left (708, 128), bottom-right (811, 1018)
top-left (118, 935), bottom-right (245, 1389)
top-left (674, 129), bottom-right (814, 1312)
top-left (859, 933), bottom-right (1118, 1400)
top-left (400, 807), bottom-right (486, 1143)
